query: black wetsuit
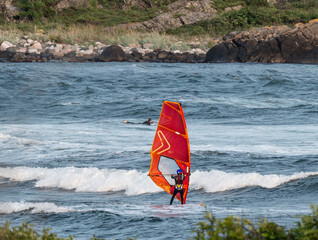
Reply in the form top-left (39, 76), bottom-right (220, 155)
top-left (170, 173), bottom-right (185, 205)
top-left (143, 119), bottom-right (151, 125)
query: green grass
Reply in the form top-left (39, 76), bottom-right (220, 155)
top-left (212, 0), bottom-right (246, 11)
top-left (55, 7), bottom-right (157, 26)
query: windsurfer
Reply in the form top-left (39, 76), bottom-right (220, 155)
top-left (170, 169), bottom-right (185, 205)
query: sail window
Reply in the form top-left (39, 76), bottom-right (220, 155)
top-left (158, 156), bottom-right (180, 185)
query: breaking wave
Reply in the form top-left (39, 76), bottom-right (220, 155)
top-left (0, 201), bottom-right (74, 214)
top-left (1, 166), bottom-right (318, 195)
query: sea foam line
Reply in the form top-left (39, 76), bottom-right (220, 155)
top-left (0, 132), bottom-right (42, 146)
top-left (190, 169), bottom-right (318, 193)
top-left (0, 201), bottom-right (74, 214)
top-left (0, 167), bottom-right (317, 194)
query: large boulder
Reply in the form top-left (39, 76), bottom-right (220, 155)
top-left (0, 46), bottom-right (17, 60)
top-left (99, 45), bottom-right (127, 62)
top-left (1, 40), bottom-right (13, 50)
top-left (206, 19), bottom-right (318, 63)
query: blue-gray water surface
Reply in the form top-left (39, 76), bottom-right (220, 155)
top-left (0, 62), bottom-right (318, 239)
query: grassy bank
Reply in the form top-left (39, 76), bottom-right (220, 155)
top-left (167, 0), bottom-right (318, 37)
top-left (1, 0), bottom-right (318, 48)
top-left (0, 24), bottom-right (213, 50)
top-left (1, 205), bottom-right (317, 240)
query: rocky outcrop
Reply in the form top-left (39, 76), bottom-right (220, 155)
top-left (55, 0), bottom-right (89, 11)
top-left (133, 0), bottom-right (218, 31)
top-left (206, 19), bottom-right (318, 63)
top-left (1, 0), bottom-right (20, 20)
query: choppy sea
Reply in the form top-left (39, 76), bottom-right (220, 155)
top-left (0, 62), bottom-right (318, 239)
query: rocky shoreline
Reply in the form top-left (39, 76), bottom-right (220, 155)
top-left (206, 19), bottom-right (318, 64)
top-left (0, 39), bottom-right (208, 63)
top-left (1, 19), bottom-right (318, 64)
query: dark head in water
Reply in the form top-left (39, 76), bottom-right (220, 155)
top-left (143, 118), bottom-right (152, 125)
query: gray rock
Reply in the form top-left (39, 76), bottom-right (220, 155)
top-left (0, 40), bottom-right (13, 50)
top-left (206, 21), bottom-right (318, 63)
top-left (0, 46), bottom-right (16, 59)
top-left (142, 13), bottom-right (183, 31)
top-left (55, 0), bottom-right (88, 11)
top-left (99, 45), bottom-right (127, 62)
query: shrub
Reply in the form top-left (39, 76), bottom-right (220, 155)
top-left (192, 205), bottom-right (318, 240)
top-left (16, 0), bottom-right (59, 21)
top-left (0, 222), bottom-right (73, 240)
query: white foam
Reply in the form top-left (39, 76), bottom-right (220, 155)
top-left (1, 166), bottom-right (318, 194)
top-left (190, 170), bottom-right (318, 192)
top-left (0, 201), bottom-right (74, 214)
top-left (180, 96), bottom-right (313, 109)
top-left (189, 124), bottom-right (318, 156)
top-left (0, 132), bottom-right (41, 146)
top-left (0, 167), bottom-right (159, 195)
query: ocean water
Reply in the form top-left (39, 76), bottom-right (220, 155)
top-left (0, 62), bottom-right (318, 239)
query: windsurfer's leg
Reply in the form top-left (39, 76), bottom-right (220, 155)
top-left (170, 190), bottom-right (177, 205)
top-left (180, 190), bottom-right (184, 204)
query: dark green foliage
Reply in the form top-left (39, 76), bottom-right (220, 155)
top-left (57, 7), bottom-right (157, 26)
top-left (280, 0), bottom-right (318, 10)
top-left (212, 0), bottom-right (246, 11)
top-left (258, 219), bottom-right (288, 240)
top-left (143, 0), bottom-right (174, 8)
top-left (246, 0), bottom-right (268, 7)
top-left (289, 205), bottom-right (318, 240)
top-left (16, 0), bottom-right (59, 21)
top-left (193, 205), bottom-right (318, 240)
top-left (0, 222), bottom-right (73, 240)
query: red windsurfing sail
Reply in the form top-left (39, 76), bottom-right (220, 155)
top-left (149, 101), bottom-right (190, 203)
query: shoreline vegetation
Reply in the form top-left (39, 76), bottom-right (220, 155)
top-left (1, 204), bottom-right (317, 240)
top-left (1, 0), bottom-right (318, 63)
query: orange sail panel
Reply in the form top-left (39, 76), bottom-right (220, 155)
top-left (149, 101), bottom-right (190, 203)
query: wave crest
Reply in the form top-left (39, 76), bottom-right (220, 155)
top-left (1, 167), bottom-right (317, 195)
top-left (0, 201), bottom-right (74, 214)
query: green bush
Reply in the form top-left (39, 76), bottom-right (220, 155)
top-left (16, 0), bottom-right (59, 21)
top-left (0, 222), bottom-right (73, 240)
top-left (246, 0), bottom-right (268, 7)
top-left (212, 0), bottom-right (246, 11)
top-left (192, 204), bottom-right (318, 240)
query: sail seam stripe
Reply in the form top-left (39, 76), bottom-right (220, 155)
top-left (158, 124), bottom-right (188, 139)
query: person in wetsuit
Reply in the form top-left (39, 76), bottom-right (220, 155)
top-left (124, 118), bottom-right (155, 125)
top-left (170, 169), bottom-right (185, 205)
top-left (143, 118), bottom-right (152, 125)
